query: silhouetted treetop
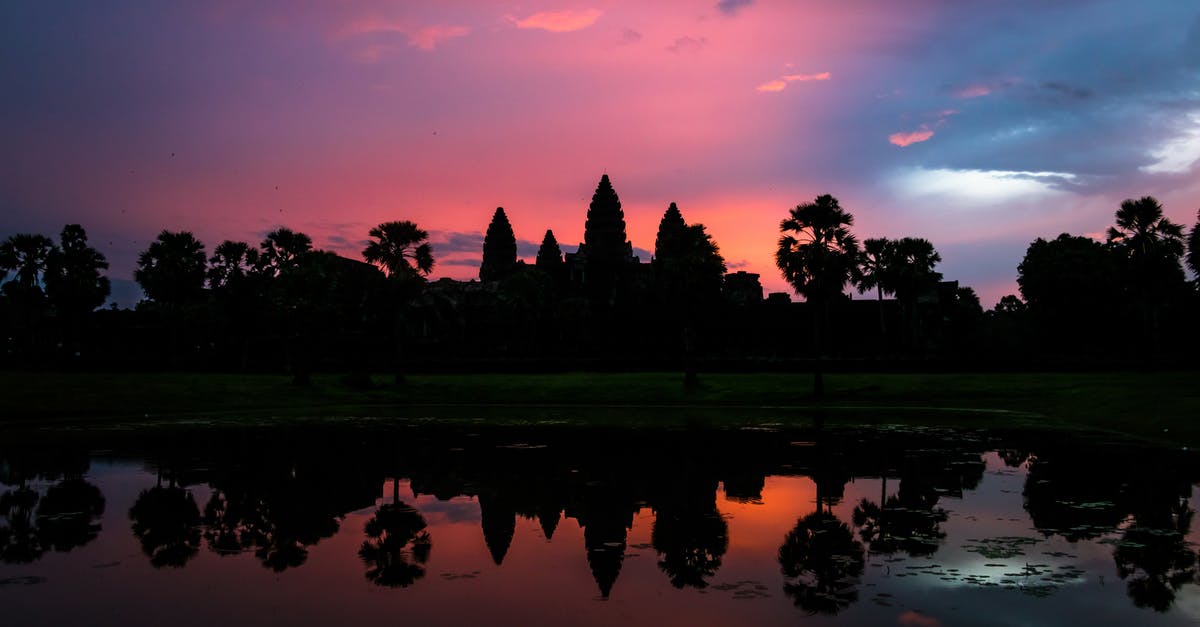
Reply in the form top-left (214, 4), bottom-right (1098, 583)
top-left (0, 233), bottom-right (55, 299)
top-left (1187, 209), bottom-right (1200, 279)
top-left (480, 207), bottom-right (518, 282)
top-left (363, 221), bottom-right (434, 280)
top-left (888, 237), bottom-right (942, 302)
top-left (259, 228), bottom-right (313, 276)
top-left (775, 195), bottom-right (860, 303)
top-left (134, 230), bottom-right (207, 306)
top-left (45, 225), bottom-right (110, 315)
top-left (207, 241), bottom-right (261, 291)
top-left (535, 229), bottom-right (562, 271)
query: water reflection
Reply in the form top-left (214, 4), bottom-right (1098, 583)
top-left (1, 425), bottom-right (1199, 626)
top-left (1, 447), bottom-right (104, 564)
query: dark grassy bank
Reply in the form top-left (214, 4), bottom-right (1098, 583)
top-left (1, 371), bottom-right (1196, 446)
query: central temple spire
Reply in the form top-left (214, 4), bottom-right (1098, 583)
top-left (583, 174), bottom-right (631, 268)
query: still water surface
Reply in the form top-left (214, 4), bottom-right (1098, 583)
top-left (1, 424), bottom-right (1198, 626)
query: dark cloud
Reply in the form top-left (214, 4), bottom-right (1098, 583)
top-left (620, 28), bottom-right (642, 45)
top-left (1039, 81), bottom-right (1092, 100)
top-left (430, 230), bottom-right (484, 254)
top-left (716, 0), bottom-right (753, 16)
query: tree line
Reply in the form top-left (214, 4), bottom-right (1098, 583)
top-left (2, 176), bottom-right (1198, 382)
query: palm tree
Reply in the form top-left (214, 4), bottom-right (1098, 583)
top-left (852, 238), bottom-right (894, 341)
top-left (775, 195), bottom-right (859, 398)
top-left (362, 221), bottom-right (434, 385)
top-left (889, 237), bottom-right (942, 351)
top-left (207, 241), bottom-right (263, 371)
top-left (135, 230), bottom-right (207, 307)
top-left (0, 233), bottom-right (56, 355)
top-left (1106, 197), bottom-right (1186, 350)
top-left (0, 233), bottom-right (55, 297)
top-left (134, 230), bottom-right (207, 366)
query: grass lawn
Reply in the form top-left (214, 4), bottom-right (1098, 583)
top-left (0, 370), bottom-right (1197, 446)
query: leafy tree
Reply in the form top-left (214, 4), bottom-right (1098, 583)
top-left (1106, 196), bottom-right (1186, 350)
top-left (480, 207), bottom-right (518, 282)
top-left (654, 206), bottom-right (726, 388)
top-left (1187, 209), bottom-right (1200, 280)
top-left (134, 230), bottom-right (207, 307)
top-left (363, 220), bottom-right (434, 385)
top-left (775, 195), bottom-right (860, 397)
top-left (1018, 233), bottom-right (1118, 354)
top-left (993, 294), bottom-right (1026, 314)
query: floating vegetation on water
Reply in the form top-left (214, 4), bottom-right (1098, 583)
top-left (962, 536), bottom-right (1042, 559)
top-left (710, 580), bottom-right (771, 600)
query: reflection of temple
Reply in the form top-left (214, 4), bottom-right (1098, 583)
top-left (7, 425), bottom-right (1200, 613)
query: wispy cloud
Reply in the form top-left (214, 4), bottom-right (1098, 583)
top-left (782, 72), bottom-right (830, 82)
top-left (954, 84), bottom-right (991, 98)
top-left (756, 79), bottom-right (786, 93)
top-left (716, 0), bottom-right (754, 16)
top-left (756, 71), bottom-right (830, 93)
top-left (620, 28), bottom-right (642, 45)
top-left (510, 9), bottom-right (603, 33)
top-left (340, 18), bottom-right (469, 52)
top-left (889, 109), bottom-right (957, 146)
top-left (408, 25), bottom-right (470, 51)
top-left (666, 36), bottom-right (708, 54)
top-left (889, 127), bottom-right (935, 147)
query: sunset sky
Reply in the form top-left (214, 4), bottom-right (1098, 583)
top-left (3, 1), bottom-right (1199, 307)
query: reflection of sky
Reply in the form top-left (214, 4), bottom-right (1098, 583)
top-left (3, 2), bottom-right (1199, 307)
top-left (3, 453), bottom-right (1200, 625)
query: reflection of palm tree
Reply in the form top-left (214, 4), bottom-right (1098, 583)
top-left (852, 486), bottom-right (946, 558)
top-left (0, 486), bottom-right (43, 564)
top-left (128, 485), bottom-right (202, 568)
top-left (359, 500), bottom-right (431, 588)
top-left (651, 505), bottom-right (728, 588)
top-left (778, 511), bottom-right (865, 615)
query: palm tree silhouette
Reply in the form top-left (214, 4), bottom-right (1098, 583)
top-left (852, 237), bottom-right (894, 345)
top-left (775, 195), bottom-right (859, 398)
top-left (362, 221), bottom-right (434, 385)
top-left (1106, 196), bottom-right (1186, 352)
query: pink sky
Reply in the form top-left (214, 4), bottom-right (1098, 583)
top-left (3, 1), bottom-right (1198, 306)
